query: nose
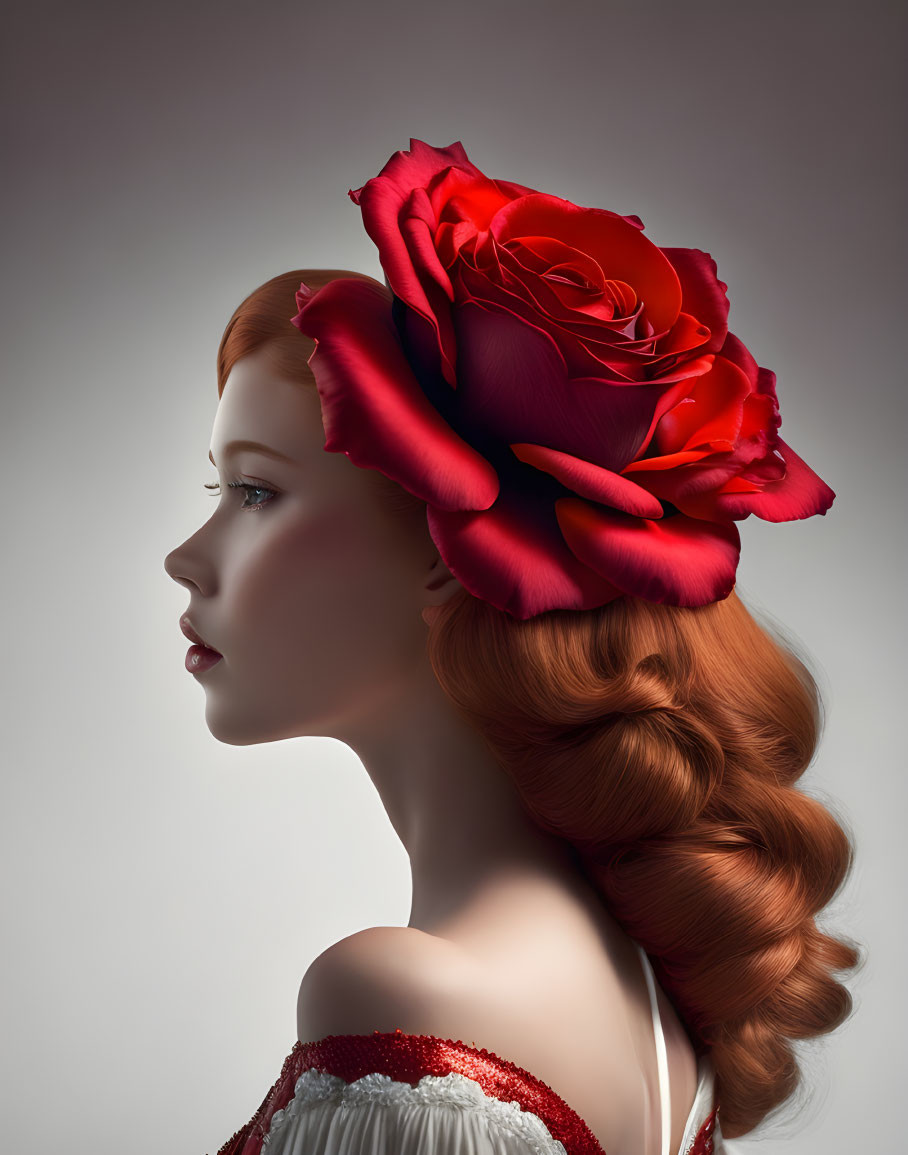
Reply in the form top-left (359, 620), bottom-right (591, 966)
top-left (164, 537), bottom-right (208, 594)
top-left (164, 545), bottom-right (193, 591)
top-left (165, 506), bottom-right (220, 595)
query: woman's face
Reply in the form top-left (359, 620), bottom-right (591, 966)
top-left (164, 345), bottom-right (438, 746)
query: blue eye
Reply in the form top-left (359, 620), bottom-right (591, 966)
top-left (203, 480), bottom-right (277, 511)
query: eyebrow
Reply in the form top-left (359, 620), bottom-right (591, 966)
top-left (208, 439), bottom-right (299, 467)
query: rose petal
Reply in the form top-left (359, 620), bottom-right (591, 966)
top-left (427, 164), bottom-right (513, 245)
top-left (510, 443), bottom-right (665, 518)
top-left (349, 138), bottom-right (480, 208)
top-left (659, 248), bottom-right (730, 356)
top-left (459, 253), bottom-right (714, 385)
top-left (350, 140), bottom-right (488, 388)
top-left (495, 242), bottom-right (644, 333)
top-left (400, 187), bottom-right (455, 300)
top-left (739, 384), bottom-right (780, 442)
top-left (426, 487), bottom-right (624, 619)
top-left (454, 299), bottom-right (689, 471)
top-left (291, 277), bottom-right (499, 511)
top-left (556, 498), bottom-right (741, 606)
top-left (646, 310), bottom-right (712, 365)
top-left (493, 177), bottom-right (541, 199)
top-left (716, 330), bottom-right (759, 385)
top-left (681, 436), bottom-right (836, 522)
top-left (490, 195), bottom-right (683, 333)
top-left (648, 354), bottom-right (752, 455)
top-left (506, 235), bottom-right (637, 321)
top-left (399, 186), bottom-right (459, 384)
top-left (458, 257), bottom-right (656, 382)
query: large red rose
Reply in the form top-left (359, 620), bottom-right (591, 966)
top-left (291, 138), bottom-right (835, 619)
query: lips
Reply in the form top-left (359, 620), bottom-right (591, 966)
top-left (180, 615), bottom-right (221, 655)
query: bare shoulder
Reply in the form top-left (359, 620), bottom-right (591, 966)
top-left (295, 923), bottom-right (700, 1154)
top-left (297, 926), bottom-right (478, 1044)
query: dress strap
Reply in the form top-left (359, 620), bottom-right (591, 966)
top-left (636, 942), bottom-right (671, 1155)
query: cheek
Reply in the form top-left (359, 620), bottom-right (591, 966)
top-left (228, 507), bottom-right (413, 663)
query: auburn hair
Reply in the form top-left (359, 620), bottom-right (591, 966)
top-left (216, 269), bottom-right (862, 1140)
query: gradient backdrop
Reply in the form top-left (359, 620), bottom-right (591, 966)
top-left (2, 1), bottom-right (905, 1152)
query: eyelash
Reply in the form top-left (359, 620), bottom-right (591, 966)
top-left (204, 480), bottom-right (277, 511)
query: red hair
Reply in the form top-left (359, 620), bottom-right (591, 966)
top-left (216, 267), bottom-right (377, 398)
top-left (217, 270), bottom-right (862, 1140)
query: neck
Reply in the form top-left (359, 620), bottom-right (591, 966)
top-left (338, 662), bottom-right (584, 935)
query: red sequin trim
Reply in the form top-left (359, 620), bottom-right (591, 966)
top-left (687, 1106), bottom-right (718, 1154)
top-left (211, 1029), bottom-right (720, 1155)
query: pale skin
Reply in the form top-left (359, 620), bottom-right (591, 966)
top-left (163, 343), bottom-right (698, 1155)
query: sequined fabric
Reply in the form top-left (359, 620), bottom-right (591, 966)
top-left (211, 1028), bottom-right (721, 1155)
top-left (685, 1106), bottom-right (717, 1155)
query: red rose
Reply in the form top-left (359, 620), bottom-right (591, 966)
top-left (291, 138), bottom-right (834, 619)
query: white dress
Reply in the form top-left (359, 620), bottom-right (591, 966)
top-left (212, 943), bottom-right (724, 1155)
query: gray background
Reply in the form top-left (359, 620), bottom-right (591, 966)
top-left (2, 1), bottom-right (904, 1152)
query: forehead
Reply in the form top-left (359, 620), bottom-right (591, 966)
top-left (209, 347), bottom-right (379, 501)
top-left (210, 347), bottom-right (325, 464)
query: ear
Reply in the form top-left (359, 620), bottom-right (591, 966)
top-left (421, 553), bottom-right (463, 625)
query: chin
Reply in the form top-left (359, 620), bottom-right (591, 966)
top-left (203, 707), bottom-right (275, 747)
top-left (205, 721), bottom-right (259, 746)
top-left (204, 705), bottom-right (317, 747)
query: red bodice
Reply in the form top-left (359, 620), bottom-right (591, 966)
top-left (213, 1028), bottom-right (718, 1155)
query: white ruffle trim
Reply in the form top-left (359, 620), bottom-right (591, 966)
top-left (261, 1068), bottom-right (569, 1153)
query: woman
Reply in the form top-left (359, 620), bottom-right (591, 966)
top-left (164, 140), bottom-right (860, 1155)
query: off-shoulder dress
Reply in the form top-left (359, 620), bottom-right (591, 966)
top-left (212, 942), bottom-right (724, 1155)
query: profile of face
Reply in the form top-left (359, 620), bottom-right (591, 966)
top-left (164, 344), bottom-right (455, 747)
